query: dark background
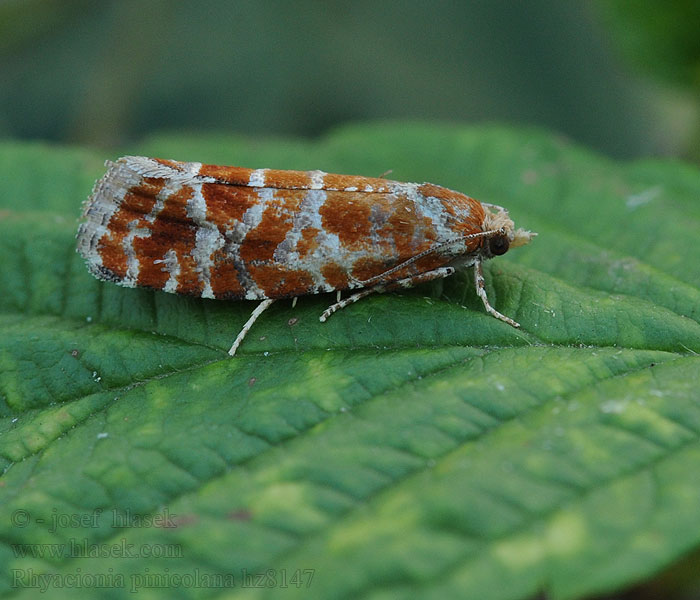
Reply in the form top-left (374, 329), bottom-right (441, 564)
top-left (1, 0), bottom-right (698, 160)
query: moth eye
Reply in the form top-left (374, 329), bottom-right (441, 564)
top-left (489, 234), bottom-right (510, 256)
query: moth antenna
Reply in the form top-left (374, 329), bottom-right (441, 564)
top-left (355, 228), bottom-right (504, 286)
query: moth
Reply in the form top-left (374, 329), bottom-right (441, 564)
top-left (77, 156), bottom-right (535, 355)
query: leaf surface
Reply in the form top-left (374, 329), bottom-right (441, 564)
top-left (1, 124), bottom-right (699, 599)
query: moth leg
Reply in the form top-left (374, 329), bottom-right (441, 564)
top-left (382, 266), bottom-right (455, 291)
top-left (319, 288), bottom-right (377, 322)
top-left (228, 299), bottom-right (276, 356)
top-left (319, 266), bottom-right (456, 322)
top-left (473, 261), bottom-right (520, 328)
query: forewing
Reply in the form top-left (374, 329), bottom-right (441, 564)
top-left (78, 157), bottom-right (476, 301)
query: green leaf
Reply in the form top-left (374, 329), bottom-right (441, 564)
top-left (1, 123), bottom-right (699, 599)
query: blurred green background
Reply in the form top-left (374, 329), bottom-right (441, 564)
top-left (1, 0), bottom-right (698, 160)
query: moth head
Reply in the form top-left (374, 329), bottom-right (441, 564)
top-left (481, 204), bottom-right (536, 258)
